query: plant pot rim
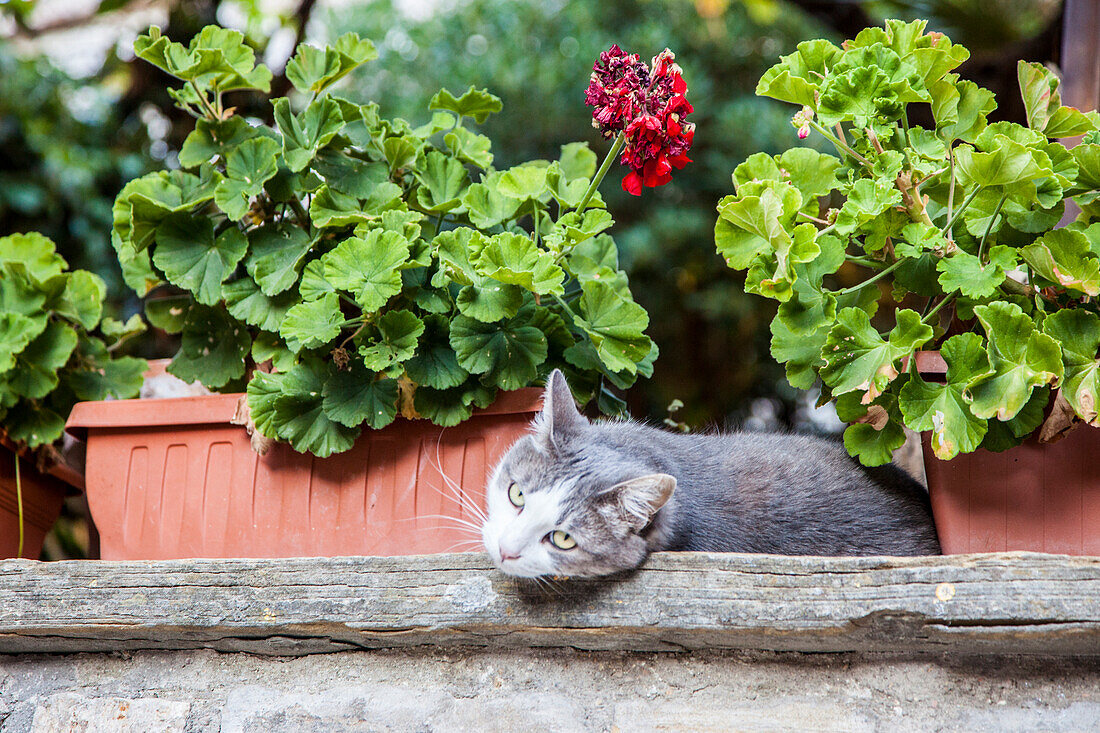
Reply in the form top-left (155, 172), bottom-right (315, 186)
top-left (64, 387), bottom-right (544, 440)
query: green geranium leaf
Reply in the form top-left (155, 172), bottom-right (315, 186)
top-left (475, 232), bottom-right (564, 295)
top-left (1042, 309), bottom-right (1100, 424)
top-left (4, 401), bottom-right (65, 449)
top-left (969, 301), bottom-right (1063, 420)
top-left (429, 86), bottom-right (503, 123)
top-left (245, 224), bottom-right (312, 296)
top-left (413, 385), bottom-right (475, 427)
top-left (153, 214), bottom-right (248, 305)
top-left (936, 245), bottom-right (1017, 299)
top-left (223, 277), bottom-right (298, 333)
top-left (145, 296), bottom-right (190, 334)
top-left (436, 228), bottom-right (523, 322)
top-left (7, 322), bottom-right (78, 400)
top-left (168, 305), bottom-right (250, 389)
top-left (299, 260), bottom-right (334, 301)
top-left (449, 313), bottom-right (547, 390)
top-left (55, 270), bottom-right (106, 330)
top-left (313, 153), bottom-right (390, 200)
top-left (820, 308), bottom-right (933, 404)
top-left (497, 164), bottom-right (548, 202)
top-left (100, 314), bottom-right (147, 343)
top-left (285, 43), bottom-right (350, 95)
top-left (67, 356), bottom-right (147, 401)
top-left (322, 362), bottom-right (398, 430)
top-left (445, 127), bottom-right (493, 169)
top-left (463, 180), bottom-right (521, 229)
top-left (1020, 229), bottom-right (1100, 296)
top-left (214, 137), bottom-right (280, 220)
top-left (404, 314), bottom-right (469, 389)
top-left (415, 151), bottom-right (469, 213)
top-left (252, 332), bottom-right (297, 373)
top-left (818, 66), bottom-right (903, 128)
top-left (0, 232), bottom-right (67, 282)
top-left (113, 170), bottom-right (217, 252)
top-left (382, 135), bottom-right (419, 172)
top-left (322, 229), bottom-right (409, 311)
top-left (756, 39), bottom-right (842, 107)
top-left (1018, 60), bottom-right (1099, 138)
top-left (715, 182), bottom-right (802, 269)
top-left (545, 162), bottom-right (589, 209)
top-left (559, 142), bottom-right (597, 181)
top-left (572, 280), bottom-right (652, 375)
top-left (178, 117), bottom-right (257, 168)
top-left (280, 291), bottom-right (343, 352)
top-left (843, 420), bottom-right (907, 467)
top-left (359, 309), bottom-right (424, 370)
top-left (954, 135), bottom-right (1051, 188)
top-left (834, 178), bottom-right (903, 239)
top-left (899, 333), bottom-right (992, 460)
top-left (273, 96), bottom-right (343, 172)
top-left (933, 77), bottom-right (996, 143)
top-left (258, 361), bottom-right (361, 457)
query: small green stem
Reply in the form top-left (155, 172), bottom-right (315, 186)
top-left (845, 255), bottom-right (887, 269)
top-left (922, 291), bottom-right (957, 324)
top-left (575, 132), bottom-right (626, 215)
top-left (189, 80), bottom-right (220, 121)
top-left (533, 206), bottom-right (541, 247)
top-left (797, 211), bottom-right (830, 226)
top-left (837, 259), bottom-right (903, 295)
top-left (288, 196), bottom-right (311, 231)
top-left (808, 120), bottom-right (871, 168)
top-left (941, 186), bottom-right (982, 237)
top-left (14, 454), bottom-right (22, 558)
top-left (945, 147), bottom-right (957, 237)
top-left (900, 108), bottom-right (912, 152)
top-left (978, 191), bottom-right (1009, 262)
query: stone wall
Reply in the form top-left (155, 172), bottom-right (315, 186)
top-left (5, 649), bottom-right (1100, 732)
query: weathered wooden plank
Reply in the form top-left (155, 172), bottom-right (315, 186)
top-left (0, 552), bottom-right (1098, 656)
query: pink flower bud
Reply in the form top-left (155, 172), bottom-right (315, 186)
top-left (798, 124), bottom-right (810, 139)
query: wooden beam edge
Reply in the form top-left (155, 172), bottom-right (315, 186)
top-left (1, 552), bottom-right (1098, 657)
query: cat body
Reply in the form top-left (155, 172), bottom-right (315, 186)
top-left (480, 371), bottom-right (941, 578)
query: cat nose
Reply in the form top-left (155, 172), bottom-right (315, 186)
top-left (498, 543), bottom-right (521, 562)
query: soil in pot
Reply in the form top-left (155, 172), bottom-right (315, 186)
top-left (66, 389), bottom-right (541, 560)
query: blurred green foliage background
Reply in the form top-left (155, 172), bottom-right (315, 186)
top-left (0, 0), bottom-right (1068, 437)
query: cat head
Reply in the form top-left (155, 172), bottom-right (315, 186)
top-left (481, 369), bottom-right (675, 578)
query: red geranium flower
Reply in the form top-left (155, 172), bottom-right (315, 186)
top-left (584, 45), bottom-right (695, 196)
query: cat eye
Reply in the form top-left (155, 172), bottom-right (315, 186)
top-left (507, 482), bottom-right (525, 508)
top-left (547, 530), bottom-right (577, 550)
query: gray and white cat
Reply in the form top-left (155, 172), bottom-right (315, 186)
top-left (481, 370), bottom-right (941, 578)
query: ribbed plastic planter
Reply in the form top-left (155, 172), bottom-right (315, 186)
top-left (66, 390), bottom-right (540, 560)
top-left (915, 352), bottom-right (1100, 555)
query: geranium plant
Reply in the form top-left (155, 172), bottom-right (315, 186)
top-left (715, 19), bottom-right (1100, 465)
top-left (112, 27), bottom-right (665, 458)
top-left (0, 232), bottom-right (146, 553)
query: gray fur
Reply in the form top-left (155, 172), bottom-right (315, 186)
top-left (481, 370), bottom-right (941, 578)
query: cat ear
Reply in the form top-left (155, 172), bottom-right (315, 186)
top-left (599, 473), bottom-right (676, 532)
top-left (533, 369), bottom-right (588, 451)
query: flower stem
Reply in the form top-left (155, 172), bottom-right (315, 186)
top-left (922, 291), bottom-right (957, 324)
top-left (978, 191), bottom-right (1008, 262)
top-left (14, 454), bottom-right (23, 558)
top-left (837, 259), bottom-right (903, 295)
top-left (845, 255), bottom-right (888, 269)
top-left (576, 132), bottom-right (626, 215)
top-left (808, 120), bottom-right (871, 168)
top-left (190, 80), bottom-right (220, 121)
top-left (941, 185), bottom-right (982, 238)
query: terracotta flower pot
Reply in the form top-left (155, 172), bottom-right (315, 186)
top-left (0, 445), bottom-right (79, 559)
top-left (915, 351), bottom-right (1100, 554)
top-left (65, 389), bottom-right (541, 560)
